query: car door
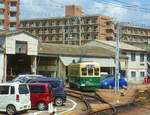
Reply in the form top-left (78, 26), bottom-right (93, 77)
top-left (0, 86), bottom-right (10, 110)
top-left (18, 84), bottom-right (30, 107)
top-left (29, 85), bottom-right (45, 107)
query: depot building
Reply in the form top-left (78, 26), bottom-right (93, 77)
top-left (0, 30), bottom-right (146, 84)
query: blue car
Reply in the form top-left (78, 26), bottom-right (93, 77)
top-left (13, 74), bottom-right (66, 106)
top-left (100, 75), bottom-right (128, 89)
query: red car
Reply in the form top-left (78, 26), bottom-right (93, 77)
top-left (28, 83), bottom-right (53, 110)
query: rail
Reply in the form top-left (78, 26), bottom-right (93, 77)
top-left (65, 88), bottom-right (117, 115)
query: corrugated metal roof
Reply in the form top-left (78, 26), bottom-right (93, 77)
top-left (95, 40), bottom-right (146, 52)
top-left (0, 30), bottom-right (40, 40)
top-left (127, 43), bottom-right (150, 51)
top-left (38, 43), bottom-right (116, 58)
top-left (60, 56), bottom-right (115, 67)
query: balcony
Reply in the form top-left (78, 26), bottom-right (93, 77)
top-left (10, 6), bottom-right (17, 12)
top-left (0, 25), bottom-right (3, 30)
top-left (9, 16), bottom-right (16, 22)
top-left (106, 33), bottom-right (115, 38)
top-left (9, 27), bottom-right (16, 31)
top-left (0, 14), bottom-right (4, 19)
top-left (0, 4), bottom-right (4, 9)
top-left (106, 25), bottom-right (115, 30)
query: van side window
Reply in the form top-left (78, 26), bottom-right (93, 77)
top-left (19, 84), bottom-right (29, 94)
top-left (10, 86), bottom-right (15, 94)
top-left (0, 86), bottom-right (9, 94)
top-left (29, 86), bottom-right (45, 93)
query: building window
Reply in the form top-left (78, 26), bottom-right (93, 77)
top-left (15, 41), bottom-right (27, 54)
top-left (140, 53), bottom-right (144, 62)
top-left (10, 2), bottom-right (17, 6)
top-left (147, 53), bottom-right (150, 62)
top-left (131, 53), bottom-right (136, 61)
top-left (131, 71), bottom-right (136, 77)
top-left (140, 72), bottom-right (145, 77)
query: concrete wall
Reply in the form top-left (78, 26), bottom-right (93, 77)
top-left (126, 52), bottom-right (147, 84)
top-left (5, 33), bottom-right (38, 55)
top-left (0, 52), bottom-right (4, 83)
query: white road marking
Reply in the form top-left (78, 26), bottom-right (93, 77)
top-left (58, 98), bottom-right (77, 115)
top-left (28, 98), bottom-right (77, 115)
top-left (28, 111), bottom-right (46, 115)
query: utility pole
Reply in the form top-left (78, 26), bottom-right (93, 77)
top-left (62, 25), bottom-right (65, 44)
top-left (67, 18), bottom-right (71, 44)
top-left (78, 17), bottom-right (81, 46)
top-left (115, 22), bottom-right (121, 94)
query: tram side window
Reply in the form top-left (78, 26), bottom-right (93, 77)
top-left (88, 68), bottom-right (93, 76)
top-left (95, 68), bottom-right (99, 76)
top-left (82, 68), bottom-right (87, 76)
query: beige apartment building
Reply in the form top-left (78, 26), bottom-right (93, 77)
top-left (121, 23), bottom-right (150, 43)
top-left (19, 5), bottom-right (115, 45)
top-left (0, 0), bottom-right (19, 31)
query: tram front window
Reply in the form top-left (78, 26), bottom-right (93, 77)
top-left (88, 68), bottom-right (93, 76)
top-left (95, 68), bottom-right (99, 76)
top-left (81, 68), bottom-right (87, 76)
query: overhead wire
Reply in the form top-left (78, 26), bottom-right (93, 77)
top-left (93, 0), bottom-right (150, 13)
top-left (112, 0), bottom-right (150, 12)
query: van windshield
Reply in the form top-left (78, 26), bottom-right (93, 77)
top-left (19, 84), bottom-right (29, 94)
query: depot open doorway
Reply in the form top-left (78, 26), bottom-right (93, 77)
top-left (7, 54), bottom-right (31, 81)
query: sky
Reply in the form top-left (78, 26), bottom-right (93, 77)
top-left (20, 0), bottom-right (150, 26)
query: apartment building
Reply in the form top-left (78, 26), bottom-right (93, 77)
top-left (121, 23), bottom-right (150, 43)
top-left (19, 5), bottom-right (115, 45)
top-left (19, 15), bottom-right (115, 45)
top-left (0, 0), bottom-right (19, 31)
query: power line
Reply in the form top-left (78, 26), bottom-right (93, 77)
top-left (112, 0), bottom-right (150, 11)
top-left (93, 0), bottom-right (150, 14)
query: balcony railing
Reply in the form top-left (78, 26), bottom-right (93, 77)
top-left (0, 25), bottom-right (3, 29)
top-left (10, 6), bottom-right (17, 12)
top-left (0, 14), bottom-right (4, 19)
top-left (10, 16), bottom-right (16, 21)
top-left (9, 27), bottom-right (16, 31)
top-left (106, 33), bottom-right (115, 37)
top-left (0, 4), bottom-right (4, 9)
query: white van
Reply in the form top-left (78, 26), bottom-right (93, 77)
top-left (0, 83), bottom-right (31, 115)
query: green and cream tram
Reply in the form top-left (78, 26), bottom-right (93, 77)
top-left (68, 62), bottom-right (100, 91)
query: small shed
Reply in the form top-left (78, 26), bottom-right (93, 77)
top-left (0, 30), bottom-right (39, 82)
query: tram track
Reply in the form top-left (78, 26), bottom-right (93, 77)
top-left (65, 88), bottom-right (117, 115)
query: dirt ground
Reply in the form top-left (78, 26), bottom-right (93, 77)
top-left (118, 103), bottom-right (150, 115)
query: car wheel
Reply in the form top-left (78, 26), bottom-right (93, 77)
top-left (55, 97), bottom-right (63, 106)
top-left (37, 102), bottom-right (47, 110)
top-left (6, 105), bottom-right (16, 115)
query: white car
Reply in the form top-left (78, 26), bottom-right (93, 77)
top-left (0, 83), bottom-right (31, 115)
